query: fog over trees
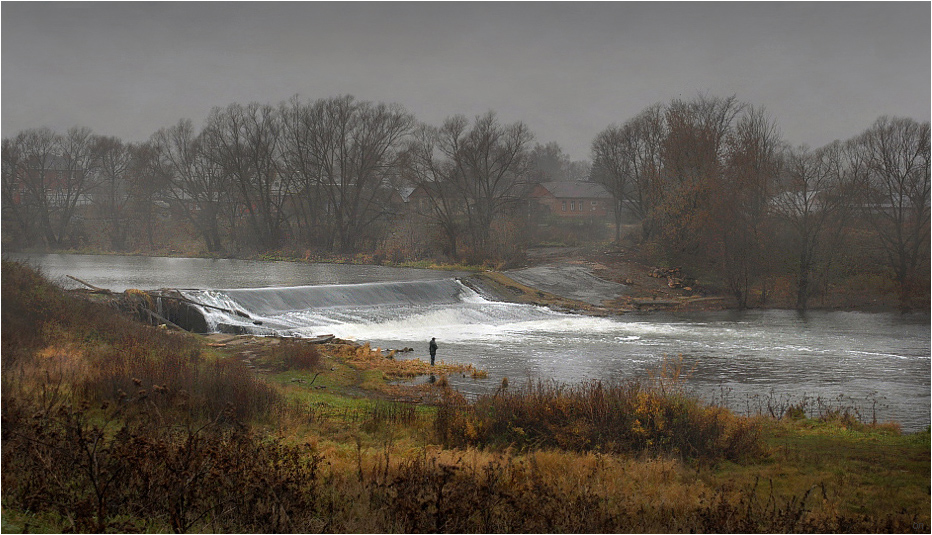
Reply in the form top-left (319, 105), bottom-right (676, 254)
top-left (590, 95), bottom-right (929, 310)
top-left (3, 92), bottom-right (929, 309)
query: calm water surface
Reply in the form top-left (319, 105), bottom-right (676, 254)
top-left (9, 253), bottom-right (930, 430)
top-left (7, 253), bottom-right (463, 291)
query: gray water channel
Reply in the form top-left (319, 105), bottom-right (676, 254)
top-left (8, 253), bottom-right (930, 431)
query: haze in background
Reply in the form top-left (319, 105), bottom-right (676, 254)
top-left (2, 2), bottom-right (929, 159)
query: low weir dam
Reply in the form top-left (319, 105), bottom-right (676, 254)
top-left (176, 279), bottom-right (475, 335)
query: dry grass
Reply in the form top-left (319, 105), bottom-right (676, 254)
top-left (266, 338), bottom-right (322, 371)
top-left (328, 342), bottom-right (483, 380)
top-left (434, 369), bottom-right (764, 462)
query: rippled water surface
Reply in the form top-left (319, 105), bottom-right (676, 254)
top-left (10, 253), bottom-right (930, 430)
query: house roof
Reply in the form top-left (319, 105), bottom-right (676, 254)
top-left (397, 186), bottom-right (415, 202)
top-left (538, 181), bottom-right (611, 199)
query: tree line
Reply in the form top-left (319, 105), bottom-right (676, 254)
top-left (3, 95), bottom-right (578, 261)
top-left (2, 93), bottom-right (929, 309)
top-left (590, 94), bottom-right (929, 309)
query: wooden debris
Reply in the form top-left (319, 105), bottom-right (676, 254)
top-left (67, 275), bottom-right (111, 293)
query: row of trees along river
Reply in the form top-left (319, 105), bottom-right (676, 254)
top-left (2, 93), bottom-right (929, 310)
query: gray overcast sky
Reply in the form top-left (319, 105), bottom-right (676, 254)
top-left (2, 1), bottom-right (929, 160)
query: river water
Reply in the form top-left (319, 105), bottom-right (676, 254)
top-left (8, 253), bottom-right (930, 431)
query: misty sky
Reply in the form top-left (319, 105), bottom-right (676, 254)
top-left (2, 2), bottom-right (929, 160)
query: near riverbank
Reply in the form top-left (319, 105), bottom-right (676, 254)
top-left (2, 260), bottom-right (929, 533)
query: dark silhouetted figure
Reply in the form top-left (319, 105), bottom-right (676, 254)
top-left (429, 337), bottom-right (438, 366)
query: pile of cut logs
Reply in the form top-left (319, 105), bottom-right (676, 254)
top-left (648, 267), bottom-right (692, 290)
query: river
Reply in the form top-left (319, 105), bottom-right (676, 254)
top-left (8, 253), bottom-right (930, 431)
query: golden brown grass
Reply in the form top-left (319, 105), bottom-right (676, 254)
top-left (434, 374), bottom-right (764, 462)
top-left (328, 341), bottom-right (483, 380)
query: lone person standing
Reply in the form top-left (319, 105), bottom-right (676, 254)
top-left (429, 337), bottom-right (438, 366)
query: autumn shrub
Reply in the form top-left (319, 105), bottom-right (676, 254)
top-left (2, 384), bottom-right (921, 533)
top-left (434, 375), bottom-right (764, 462)
top-left (364, 451), bottom-right (908, 533)
top-left (269, 338), bottom-right (322, 371)
top-left (1, 397), bottom-right (322, 533)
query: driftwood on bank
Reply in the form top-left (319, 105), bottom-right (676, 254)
top-left (66, 275), bottom-right (111, 293)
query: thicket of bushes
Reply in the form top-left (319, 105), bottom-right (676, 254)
top-left (267, 339), bottom-right (322, 371)
top-left (433, 374), bottom-right (763, 462)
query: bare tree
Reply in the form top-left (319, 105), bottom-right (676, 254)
top-left (1, 127), bottom-right (98, 247)
top-left (774, 142), bottom-right (856, 310)
top-left (152, 119), bottom-right (228, 252)
top-left (92, 136), bottom-right (133, 250)
top-left (406, 119), bottom-right (469, 259)
top-left (7, 128), bottom-right (60, 246)
top-left (293, 95), bottom-right (414, 252)
top-left (2, 135), bottom-right (37, 245)
top-left (853, 116), bottom-right (931, 308)
top-left (527, 141), bottom-right (589, 182)
top-left (406, 112), bottom-right (532, 261)
top-left (590, 104), bottom-right (665, 242)
top-left (593, 95), bottom-right (789, 304)
top-left (653, 94), bottom-right (745, 263)
top-left (715, 106), bottom-right (782, 308)
top-left (279, 96), bottom-right (327, 247)
top-left (53, 127), bottom-right (99, 247)
top-left (455, 112), bottom-right (532, 257)
top-left (124, 142), bottom-right (170, 250)
top-left (201, 102), bottom-right (287, 250)
top-left (564, 160), bottom-right (592, 183)
top-left (590, 124), bottom-right (633, 243)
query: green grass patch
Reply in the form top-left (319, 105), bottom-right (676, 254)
top-left (707, 419), bottom-right (931, 524)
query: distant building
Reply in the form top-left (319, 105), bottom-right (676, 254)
top-left (527, 181), bottom-right (612, 219)
top-left (9, 155), bottom-right (93, 207)
top-left (404, 183), bottom-right (468, 216)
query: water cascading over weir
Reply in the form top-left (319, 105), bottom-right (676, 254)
top-left (128, 279), bottom-right (477, 336)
